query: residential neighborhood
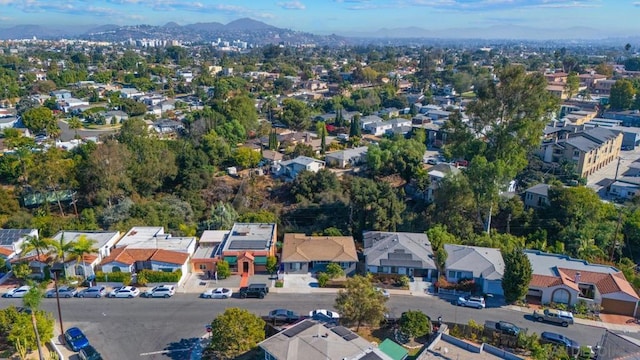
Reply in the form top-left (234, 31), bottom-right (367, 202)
top-left (2, 6), bottom-right (640, 360)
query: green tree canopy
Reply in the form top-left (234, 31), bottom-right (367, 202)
top-left (335, 275), bottom-right (388, 331)
top-left (281, 98), bottom-right (311, 131)
top-left (399, 310), bottom-right (431, 340)
top-left (21, 107), bottom-right (56, 134)
top-left (208, 308), bottom-right (265, 360)
top-left (609, 79), bottom-right (636, 110)
top-left (502, 248), bottom-right (533, 303)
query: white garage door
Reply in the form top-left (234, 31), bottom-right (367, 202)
top-left (552, 289), bottom-right (571, 304)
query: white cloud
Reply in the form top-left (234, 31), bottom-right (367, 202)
top-left (278, 1), bottom-right (306, 10)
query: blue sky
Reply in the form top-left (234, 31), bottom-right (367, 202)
top-left (0, 0), bottom-right (637, 35)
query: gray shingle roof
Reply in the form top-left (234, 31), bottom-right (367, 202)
top-left (363, 232), bottom-right (436, 270)
top-left (444, 244), bottom-right (504, 280)
top-left (525, 183), bottom-right (550, 197)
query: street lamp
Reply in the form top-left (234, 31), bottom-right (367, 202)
top-left (51, 262), bottom-right (65, 343)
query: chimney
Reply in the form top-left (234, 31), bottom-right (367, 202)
top-left (574, 272), bottom-right (581, 284)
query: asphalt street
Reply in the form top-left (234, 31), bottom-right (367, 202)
top-left (1, 293), bottom-right (607, 359)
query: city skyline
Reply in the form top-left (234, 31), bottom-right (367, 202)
top-left (0, 0), bottom-right (638, 38)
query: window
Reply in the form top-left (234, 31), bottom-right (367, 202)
top-left (199, 264), bottom-right (207, 270)
top-left (112, 266), bottom-right (121, 272)
top-left (573, 150), bottom-right (580, 157)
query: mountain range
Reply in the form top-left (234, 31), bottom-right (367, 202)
top-left (0, 18), bottom-right (634, 43)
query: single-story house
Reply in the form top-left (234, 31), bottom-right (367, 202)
top-left (281, 233), bottom-right (358, 275)
top-left (262, 150), bottom-right (284, 166)
top-left (217, 223), bottom-right (277, 275)
top-left (363, 231), bottom-right (437, 279)
top-left (273, 156), bottom-right (325, 181)
top-left (99, 247), bottom-right (189, 278)
top-left (258, 319), bottom-right (394, 360)
top-left (52, 230), bottom-right (121, 278)
top-left (0, 228), bottom-right (38, 261)
top-left (523, 183), bottom-right (551, 209)
top-left (324, 146), bottom-right (368, 168)
top-left (444, 244), bottom-right (505, 296)
top-left (191, 230), bottom-right (228, 274)
top-left (525, 250), bottom-right (640, 316)
top-left (115, 227), bottom-right (196, 256)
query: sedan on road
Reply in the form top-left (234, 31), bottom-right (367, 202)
top-left (268, 309), bottom-right (301, 323)
top-left (64, 327), bottom-right (90, 352)
top-left (456, 296), bottom-right (486, 309)
top-left (76, 286), bottom-right (107, 298)
top-left (109, 286), bottom-right (140, 298)
top-left (142, 285), bottom-right (175, 298)
top-left (309, 309), bottom-right (340, 319)
top-left (4, 285), bottom-right (31, 298)
top-left (79, 344), bottom-right (103, 360)
top-left (46, 286), bottom-right (77, 298)
top-left (201, 288), bottom-right (233, 299)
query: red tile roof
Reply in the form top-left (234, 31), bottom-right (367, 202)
top-left (531, 274), bottom-right (563, 288)
top-left (0, 248), bottom-right (14, 257)
top-left (559, 268), bottom-right (639, 299)
top-left (100, 248), bottom-right (187, 266)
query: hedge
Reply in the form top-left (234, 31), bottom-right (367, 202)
top-left (95, 271), bottom-right (131, 285)
top-left (137, 269), bottom-right (181, 285)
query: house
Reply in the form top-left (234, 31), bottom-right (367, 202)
top-left (115, 227), bottom-right (196, 255)
top-left (153, 119), bottom-right (183, 134)
top-left (51, 90), bottom-right (72, 101)
top-left (602, 110), bottom-right (640, 127)
top-left (541, 127), bottom-right (622, 178)
top-left (258, 319), bottom-right (394, 360)
top-left (273, 156), bottom-right (325, 180)
top-left (99, 247), bottom-right (189, 278)
top-left (444, 244), bottom-right (505, 296)
top-left (324, 146), bottom-right (368, 168)
top-left (523, 183), bottom-right (551, 209)
top-left (262, 150), bottom-right (284, 166)
top-left (364, 118), bottom-right (412, 136)
top-left (359, 115), bottom-right (384, 129)
top-left (427, 330), bottom-right (524, 360)
top-left (103, 110), bottom-right (129, 123)
top-left (525, 250), bottom-right (640, 316)
top-left (0, 229), bottom-right (38, 261)
top-left (191, 230), bottom-right (228, 274)
top-left (596, 330), bottom-right (640, 360)
top-left (609, 179), bottom-right (640, 200)
top-left (119, 88), bottom-right (145, 99)
top-left (281, 233), bottom-right (358, 275)
top-left (52, 231), bottom-right (121, 278)
top-left (424, 163), bottom-right (460, 202)
top-left (363, 231), bottom-right (437, 279)
top-left (217, 223), bottom-right (277, 275)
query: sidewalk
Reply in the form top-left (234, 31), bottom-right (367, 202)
top-left (505, 305), bottom-right (640, 333)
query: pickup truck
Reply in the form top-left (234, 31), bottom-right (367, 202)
top-left (533, 309), bottom-right (574, 327)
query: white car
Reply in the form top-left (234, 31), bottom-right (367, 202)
top-left (4, 285), bottom-right (31, 298)
top-left (456, 296), bottom-right (486, 309)
top-left (142, 285), bottom-right (175, 298)
top-left (201, 287), bottom-right (233, 299)
top-left (108, 286), bottom-right (140, 298)
top-left (375, 287), bottom-right (390, 298)
top-left (45, 286), bottom-right (77, 298)
top-left (309, 309), bottom-right (340, 319)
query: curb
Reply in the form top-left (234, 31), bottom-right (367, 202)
top-left (49, 337), bottom-right (66, 360)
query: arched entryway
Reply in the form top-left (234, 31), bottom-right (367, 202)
top-left (237, 252), bottom-right (255, 276)
top-left (551, 288), bottom-right (571, 304)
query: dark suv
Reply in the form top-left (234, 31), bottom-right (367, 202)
top-left (239, 284), bottom-right (269, 299)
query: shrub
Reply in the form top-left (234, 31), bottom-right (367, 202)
top-left (317, 272), bottom-right (330, 287)
top-left (397, 275), bottom-right (410, 287)
top-left (216, 261), bottom-right (231, 280)
top-left (137, 270), bottom-right (181, 285)
top-left (275, 280), bottom-right (284, 288)
top-left (325, 263), bottom-right (345, 279)
top-left (95, 271), bottom-right (131, 285)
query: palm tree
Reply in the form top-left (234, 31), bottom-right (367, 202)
top-left (67, 117), bottom-right (82, 139)
top-left (20, 236), bottom-right (54, 260)
top-left (51, 233), bottom-right (76, 268)
top-left (70, 235), bottom-right (98, 279)
top-left (23, 285), bottom-right (45, 360)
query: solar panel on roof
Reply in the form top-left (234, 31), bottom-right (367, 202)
top-left (282, 320), bottom-right (314, 337)
top-left (0, 229), bottom-right (32, 246)
top-left (342, 332), bottom-right (358, 341)
top-left (228, 240), bottom-right (266, 250)
top-left (331, 326), bottom-right (351, 337)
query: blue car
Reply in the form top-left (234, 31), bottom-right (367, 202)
top-left (64, 327), bottom-right (90, 352)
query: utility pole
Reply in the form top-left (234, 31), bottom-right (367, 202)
top-left (614, 156), bottom-right (622, 181)
top-left (609, 211), bottom-right (623, 262)
top-left (506, 214), bottom-right (512, 234)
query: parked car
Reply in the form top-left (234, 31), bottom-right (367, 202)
top-left (456, 296), bottom-right (486, 309)
top-left (239, 284), bottom-right (269, 299)
top-left (494, 321), bottom-right (520, 336)
top-left (4, 285), bottom-right (31, 298)
top-left (309, 309), bottom-right (340, 319)
top-left (201, 287), bottom-right (233, 299)
top-left (540, 331), bottom-right (581, 356)
top-left (108, 286), bottom-right (140, 298)
top-left (375, 287), bottom-right (390, 298)
top-left (533, 308), bottom-right (574, 327)
top-left (45, 286), bottom-right (77, 298)
top-left (79, 345), bottom-right (103, 360)
top-left (76, 286), bottom-right (106, 298)
top-left (142, 285), bottom-right (175, 298)
top-left (64, 327), bottom-right (90, 352)
top-left (268, 309), bottom-right (301, 323)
